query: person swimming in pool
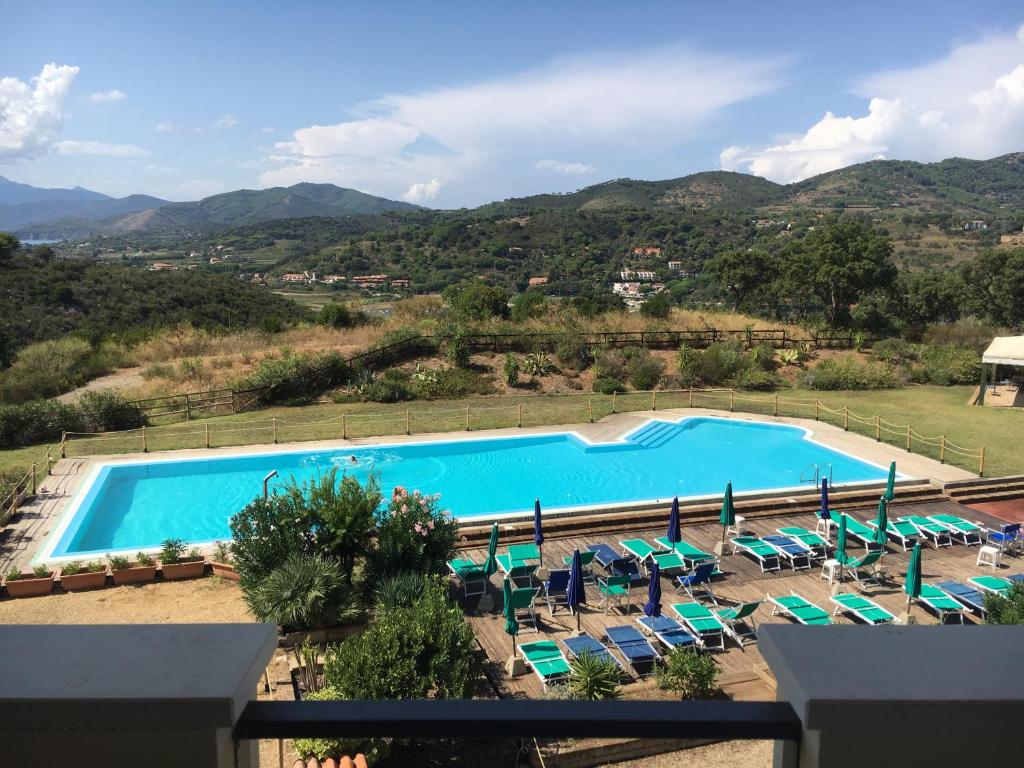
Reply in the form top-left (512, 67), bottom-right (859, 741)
top-left (349, 455), bottom-right (358, 464)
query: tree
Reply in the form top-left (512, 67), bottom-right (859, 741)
top-left (510, 288), bottom-right (546, 321)
top-left (786, 219), bottom-right (897, 327)
top-left (900, 270), bottom-right (966, 331)
top-left (316, 302), bottom-right (354, 328)
top-left (959, 249), bottom-right (1024, 327)
top-left (640, 292), bottom-right (672, 318)
top-left (707, 249), bottom-right (778, 310)
top-left (441, 280), bottom-right (510, 320)
top-left (0, 232), bottom-right (19, 262)
top-left (245, 552), bottom-right (361, 631)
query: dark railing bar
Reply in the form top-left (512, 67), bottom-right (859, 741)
top-left (234, 700), bottom-right (802, 742)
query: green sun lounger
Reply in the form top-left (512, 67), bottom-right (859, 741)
top-left (495, 556), bottom-right (539, 587)
top-left (650, 550), bottom-right (691, 575)
top-left (671, 602), bottom-right (726, 650)
top-left (518, 640), bottom-right (570, 688)
top-left (838, 514), bottom-right (878, 548)
top-left (768, 593), bottom-right (833, 625)
top-left (830, 592), bottom-right (896, 625)
top-left (597, 574), bottom-right (632, 614)
top-left (562, 549), bottom-right (597, 582)
top-left (619, 538), bottom-right (665, 561)
top-left (901, 516), bottom-right (953, 548)
top-left (447, 557), bottom-right (487, 597)
top-left (929, 514), bottom-right (983, 546)
top-left (918, 584), bottom-right (968, 624)
top-left (969, 575), bottom-right (1013, 596)
top-left (653, 537), bottom-right (716, 565)
top-left (507, 585), bottom-right (540, 630)
top-left (508, 543), bottom-right (542, 562)
top-left (730, 536), bottom-right (781, 572)
top-left (867, 518), bottom-right (919, 551)
top-left (714, 601), bottom-right (760, 645)
top-left (776, 527), bottom-right (829, 557)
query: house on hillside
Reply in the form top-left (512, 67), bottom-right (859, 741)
top-left (667, 260), bottom-right (683, 271)
top-left (620, 269), bottom-right (656, 281)
top-left (632, 246), bottom-right (661, 256)
top-left (351, 274), bottom-right (390, 289)
top-left (280, 272), bottom-right (308, 283)
top-left (390, 278), bottom-right (411, 289)
top-left (528, 276), bottom-right (549, 287)
top-left (149, 262), bottom-right (175, 271)
top-left (963, 220), bottom-right (987, 231)
top-left (613, 282), bottom-right (642, 297)
top-left (322, 275), bottom-right (347, 284)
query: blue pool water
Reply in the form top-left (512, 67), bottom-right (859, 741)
top-left (49, 417), bottom-right (890, 558)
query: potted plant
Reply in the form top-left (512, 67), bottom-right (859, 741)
top-left (4, 565), bottom-right (54, 598)
top-left (108, 552), bottom-right (158, 586)
top-left (158, 538), bottom-right (206, 580)
top-left (209, 541), bottom-right (239, 581)
top-left (59, 560), bottom-right (109, 591)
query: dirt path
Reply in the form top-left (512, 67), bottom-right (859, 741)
top-left (56, 367), bottom-right (145, 403)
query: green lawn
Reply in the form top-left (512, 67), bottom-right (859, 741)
top-left (3, 385), bottom-right (1021, 480)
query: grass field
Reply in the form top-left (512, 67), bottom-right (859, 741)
top-left (4, 385), bottom-right (1022, 481)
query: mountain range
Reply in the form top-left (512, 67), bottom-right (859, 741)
top-left (5, 152), bottom-right (1024, 239)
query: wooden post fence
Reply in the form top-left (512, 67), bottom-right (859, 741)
top-left (205, 423), bottom-right (211, 449)
top-left (142, 426), bottom-right (148, 453)
top-left (979, 446), bottom-right (986, 477)
top-left (342, 413), bottom-right (347, 440)
top-left (31, 463), bottom-right (37, 495)
top-left (465, 406), bottom-right (470, 431)
top-left (814, 400), bottom-right (820, 420)
top-left (875, 416), bottom-right (881, 441)
top-left (774, 394), bottom-right (778, 417)
top-left (939, 435), bottom-right (946, 463)
top-left (45, 447), bottom-right (51, 475)
top-left (906, 425), bottom-right (912, 452)
top-left (61, 431), bottom-right (67, 458)
top-left (273, 418), bottom-right (278, 444)
top-left (688, 387), bottom-right (693, 407)
top-left (612, 391), bottom-right (617, 413)
top-left (651, 391), bottom-right (657, 411)
top-left (406, 409), bottom-right (411, 435)
top-left (729, 390), bottom-right (734, 412)
top-left (518, 403), bottom-right (523, 428)
top-left (843, 406), bottom-right (849, 431)
top-left (588, 398), bottom-right (593, 423)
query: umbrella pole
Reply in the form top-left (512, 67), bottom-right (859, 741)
top-left (539, 542), bottom-right (543, 568)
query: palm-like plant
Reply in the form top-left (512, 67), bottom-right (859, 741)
top-left (373, 571), bottom-right (426, 611)
top-left (523, 352), bottom-right (553, 377)
top-left (568, 652), bottom-right (621, 701)
top-left (246, 552), bottom-right (361, 631)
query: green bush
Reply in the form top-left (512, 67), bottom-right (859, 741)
top-left (410, 367), bottom-right (492, 400)
top-left (555, 333), bottom-right (593, 372)
top-left (0, 392), bottom-right (145, 450)
top-left (656, 648), bottom-right (719, 698)
top-left (323, 576), bottom-right (480, 699)
top-left (676, 344), bottom-right (700, 386)
top-left (910, 344), bottom-right (981, 385)
top-left (316, 303), bottom-right (365, 329)
top-left (732, 367), bottom-right (779, 391)
top-left (229, 495), bottom-right (315, 590)
top-left (640, 292), bottom-right (672, 318)
top-left (697, 341), bottom-right (748, 385)
top-left (237, 350), bottom-right (350, 403)
top-left (442, 280), bottom-right (510, 321)
top-left (371, 486), bottom-right (458, 578)
top-left (245, 552), bottom-right (361, 631)
top-left (568, 652), bottom-right (621, 700)
top-left (624, 348), bottom-right (665, 390)
top-left (373, 571), bottom-right (426, 611)
top-left (804, 356), bottom-right (900, 390)
top-left (293, 687), bottom-right (391, 764)
top-left (442, 328), bottom-right (470, 368)
top-left (503, 353), bottom-right (520, 385)
top-left (871, 338), bottom-right (919, 366)
top-left (510, 288), bottom-right (546, 322)
top-left (748, 343), bottom-right (775, 371)
top-left (592, 376), bottom-right (627, 394)
top-left (359, 369), bottom-right (413, 402)
top-left (0, 337), bottom-right (101, 403)
top-left (984, 582), bottom-right (1024, 625)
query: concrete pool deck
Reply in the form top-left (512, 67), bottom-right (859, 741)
top-left (1, 407), bottom-right (974, 572)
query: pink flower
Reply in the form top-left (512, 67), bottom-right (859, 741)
top-left (413, 490), bottom-right (421, 498)
top-left (427, 520), bottom-right (435, 530)
top-left (401, 504), bottom-right (409, 513)
top-left (414, 522), bottom-right (424, 535)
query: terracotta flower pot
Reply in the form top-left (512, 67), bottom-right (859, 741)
top-left (60, 569), bottom-right (109, 592)
top-left (210, 561), bottom-right (240, 581)
top-left (111, 565), bottom-right (158, 585)
top-left (4, 573), bottom-right (54, 598)
top-left (160, 560), bottom-right (207, 581)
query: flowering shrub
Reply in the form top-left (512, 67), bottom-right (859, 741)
top-left (372, 486), bottom-right (459, 577)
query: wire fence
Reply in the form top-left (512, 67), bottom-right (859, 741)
top-left (59, 388), bottom-right (986, 476)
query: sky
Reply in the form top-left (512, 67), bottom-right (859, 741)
top-left (2, 1), bottom-right (1024, 207)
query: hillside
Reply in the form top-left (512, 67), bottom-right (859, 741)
top-left (1, 194), bottom-right (168, 233)
top-left (0, 176), bottom-right (111, 206)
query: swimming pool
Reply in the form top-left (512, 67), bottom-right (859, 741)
top-left (43, 416), bottom-right (896, 560)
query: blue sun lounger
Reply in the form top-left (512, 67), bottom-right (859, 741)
top-left (936, 581), bottom-right (987, 619)
top-left (605, 625), bottom-right (661, 676)
top-left (587, 543), bottom-right (645, 586)
top-left (636, 615), bottom-right (698, 651)
top-left (562, 634), bottom-right (624, 673)
top-left (761, 534), bottom-right (813, 570)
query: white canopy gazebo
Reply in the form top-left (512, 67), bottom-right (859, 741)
top-left (978, 335), bottom-right (1024, 404)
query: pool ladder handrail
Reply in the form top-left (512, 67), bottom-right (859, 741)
top-left (800, 463), bottom-right (833, 486)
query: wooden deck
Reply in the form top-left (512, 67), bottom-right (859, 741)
top-left (459, 499), bottom-right (1015, 700)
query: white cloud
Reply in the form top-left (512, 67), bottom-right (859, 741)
top-left (0, 63), bottom-right (79, 159)
top-left (261, 43), bottom-right (786, 203)
top-left (213, 114), bottom-right (238, 128)
top-left (402, 178), bottom-right (443, 204)
top-left (535, 159), bottom-right (595, 175)
top-left (722, 25), bottom-right (1024, 183)
top-left (89, 89), bottom-right (126, 104)
top-left (155, 121), bottom-right (174, 132)
top-left (55, 140), bottom-right (148, 157)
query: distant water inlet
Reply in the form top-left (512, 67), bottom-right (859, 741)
top-left (44, 416), bottom-right (892, 559)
